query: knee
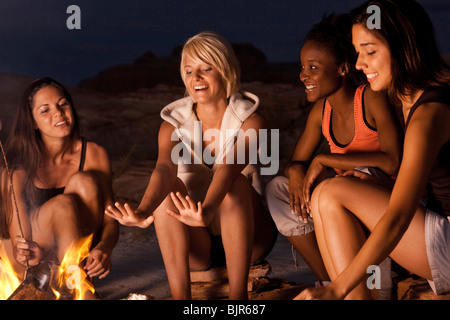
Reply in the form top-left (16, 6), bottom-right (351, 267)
top-left (45, 194), bottom-right (80, 225)
top-left (65, 171), bottom-right (101, 199)
top-left (154, 178), bottom-right (187, 217)
top-left (221, 174), bottom-right (252, 212)
top-left (311, 177), bottom-right (345, 219)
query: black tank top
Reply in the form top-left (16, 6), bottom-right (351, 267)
top-left (31, 137), bottom-right (87, 209)
top-left (404, 87), bottom-right (450, 216)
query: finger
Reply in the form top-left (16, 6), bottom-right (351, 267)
top-left (87, 263), bottom-right (104, 277)
top-left (16, 242), bottom-right (30, 250)
top-left (295, 196), bottom-right (302, 219)
top-left (303, 182), bottom-right (312, 204)
top-left (105, 205), bottom-right (123, 219)
top-left (289, 192), bottom-right (295, 214)
top-left (123, 203), bottom-right (138, 218)
top-left (299, 200), bottom-right (308, 223)
top-left (85, 256), bottom-right (98, 271)
top-left (176, 192), bottom-right (189, 209)
top-left (114, 202), bottom-right (130, 217)
top-left (142, 215), bottom-right (155, 228)
top-left (166, 208), bottom-right (182, 222)
top-left (170, 192), bottom-right (184, 211)
top-left (185, 195), bottom-right (197, 211)
top-left (341, 169), bottom-right (353, 176)
top-left (98, 269), bottom-right (110, 279)
top-left (196, 202), bottom-right (203, 216)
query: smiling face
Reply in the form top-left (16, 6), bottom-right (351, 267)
top-left (299, 40), bottom-right (344, 102)
top-left (352, 24), bottom-right (392, 92)
top-left (31, 85), bottom-right (74, 139)
top-left (182, 55), bottom-right (228, 107)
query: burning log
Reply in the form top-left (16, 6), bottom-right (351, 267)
top-left (6, 234), bottom-right (97, 300)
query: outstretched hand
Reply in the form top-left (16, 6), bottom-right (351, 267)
top-left (166, 192), bottom-right (209, 227)
top-left (105, 202), bottom-right (154, 228)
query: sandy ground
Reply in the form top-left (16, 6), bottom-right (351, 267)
top-left (94, 224), bottom-right (316, 300)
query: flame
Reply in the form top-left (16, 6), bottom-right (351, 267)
top-left (0, 256), bottom-right (21, 300)
top-left (50, 234), bottom-right (95, 300)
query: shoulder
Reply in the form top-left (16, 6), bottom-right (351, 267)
top-left (309, 98), bottom-right (326, 123)
top-left (84, 140), bottom-right (111, 169)
top-left (407, 101), bottom-right (450, 147)
top-left (362, 86), bottom-right (389, 109)
top-left (410, 100), bottom-right (450, 127)
top-left (85, 140), bottom-right (108, 158)
top-left (241, 111), bottom-right (266, 131)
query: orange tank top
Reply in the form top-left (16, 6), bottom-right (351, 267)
top-left (322, 85), bottom-right (380, 170)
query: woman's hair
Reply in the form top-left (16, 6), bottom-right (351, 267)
top-left (0, 77), bottom-right (80, 238)
top-left (351, 0), bottom-right (450, 104)
top-left (180, 31), bottom-right (241, 98)
top-left (305, 13), bottom-right (365, 87)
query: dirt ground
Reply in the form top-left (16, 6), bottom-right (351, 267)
top-left (94, 224), bottom-right (316, 300)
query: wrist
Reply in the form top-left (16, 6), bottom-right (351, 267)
top-left (285, 162), bottom-right (305, 178)
top-left (330, 276), bottom-right (351, 299)
top-left (312, 154), bottom-right (325, 166)
top-left (200, 205), bottom-right (215, 226)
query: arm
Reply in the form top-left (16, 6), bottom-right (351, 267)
top-left (4, 170), bottom-right (39, 269)
top-left (83, 142), bottom-right (118, 278)
top-left (285, 100), bottom-right (325, 221)
top-left (106, 121), bottom-right (179, 227)
top-left (326, 102), bottom-right (450, 299)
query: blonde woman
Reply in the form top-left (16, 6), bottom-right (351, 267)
top-left (106, 32), bottom-right (276, 300)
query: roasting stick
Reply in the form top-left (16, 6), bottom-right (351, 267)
top-left (0, 136), bottom-right (28, 270)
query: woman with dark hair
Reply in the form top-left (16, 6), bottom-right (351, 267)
top-left (265, 13), bottom-right (401, 288)
top-left (297, 0), bottom-right (450, 299)
top-left (0, 78), bottom-right (118, 285)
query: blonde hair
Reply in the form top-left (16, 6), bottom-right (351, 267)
top-left (180, 31), bottom-right (241, 98)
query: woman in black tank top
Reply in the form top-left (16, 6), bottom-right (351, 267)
top-left (297, 0), bottom-right (450, 299)
top-left (0, 78), bottom-right (118, 294)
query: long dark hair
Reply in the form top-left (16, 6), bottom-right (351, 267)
top-left (0, 77), bottom-right (80, 238)
top-left (305, 13), bottom-right (366, 88)
top-left (351, 0), bottom-right (450, 105)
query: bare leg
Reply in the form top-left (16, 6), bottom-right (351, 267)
top-left (32, 194), bottom-right (82, 263)
top-left (153, 178), bottom-right (211, 299)
top-left (219, 175), bottom-right (254, 300)
top-left (311, 176), bottom-right (432, 299)
top-left (220, 175), bottom-right (277, 299)
top-left (64, 172), bottom-right (104, 239)
top-left (287, 233), bottom-right (330, 282)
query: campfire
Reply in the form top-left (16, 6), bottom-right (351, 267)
top-left (0, 252), bottom-right (21, 300)
top-left (0, 235), bottom-right (96, 300)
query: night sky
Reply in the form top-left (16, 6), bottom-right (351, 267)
top-left (0, 0), bottom-right (448, 86)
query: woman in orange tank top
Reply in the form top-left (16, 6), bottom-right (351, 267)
top-left (265, 14), bottom-right (402, 287)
